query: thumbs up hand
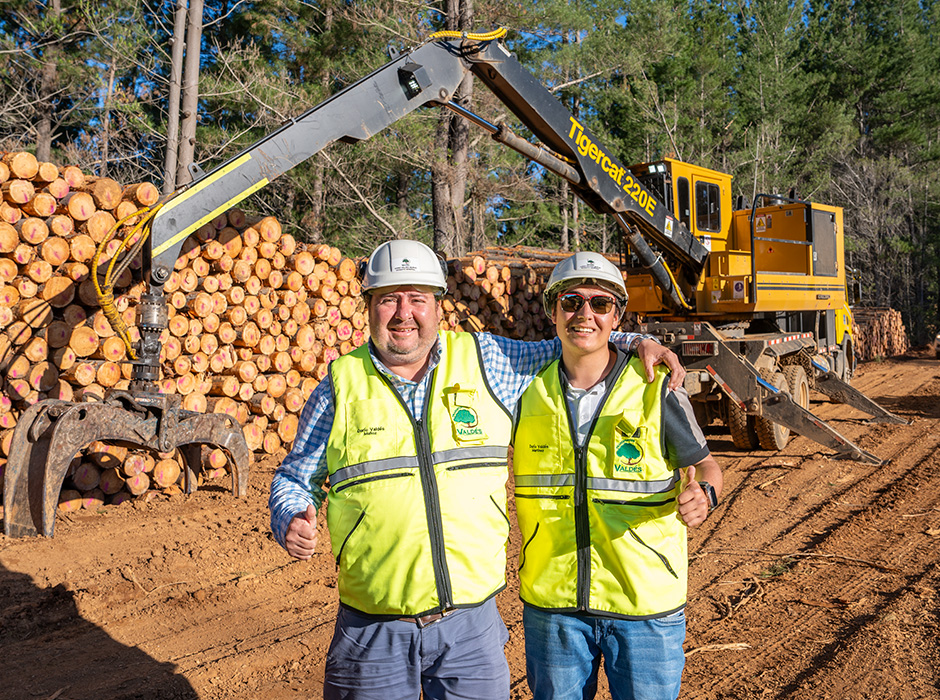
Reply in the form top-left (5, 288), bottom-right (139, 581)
top-left (285, 504), bottom-right (319, 560)
top-left (676, 464), bottom-right (708, 528)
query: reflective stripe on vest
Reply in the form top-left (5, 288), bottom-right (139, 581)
top-left (327, 331), bottom-right (512, 616)
top-left (331, 444), bottom-right (509, 489)
top-left (513, 354), bottom-right (688, 619)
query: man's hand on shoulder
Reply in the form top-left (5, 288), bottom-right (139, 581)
top-left (636, 338), bottom-right (685, 390)
top-left (285, 504), bottom-right (319, 560)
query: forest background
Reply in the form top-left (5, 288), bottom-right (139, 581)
top-left (1, 0), bottom-right (938, 343)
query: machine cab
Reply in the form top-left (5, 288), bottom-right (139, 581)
top-left (630, 158), bottom-right (733, 254)
top-left (626, 157), bottom-right (849, 321)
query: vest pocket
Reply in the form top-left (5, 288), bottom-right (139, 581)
top-left (490, 494), bottom-right (511, 528)
top-left (335, 510), bottom-right (365, 567)
top-left (627, 525), bottom-right (678, 579)
top-left (518, 522), bottom-right (539, 572)
top-left (445, 461), bottom-right (506, 471)
top-left (333, 471), bottom-right (413, 493)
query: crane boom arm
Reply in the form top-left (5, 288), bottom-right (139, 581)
top-left (147, 35), bottom-right (707, 307)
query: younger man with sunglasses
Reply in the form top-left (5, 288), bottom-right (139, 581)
top-left (512, 252), bottom-right (723, 700)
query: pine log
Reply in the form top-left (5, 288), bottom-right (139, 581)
top-left (77, 176), bottom-right (123, 210)
top-left (58, 191), bottom-right (96, 221)
top-left (60, 361), bottom-right (98, 386)
top-left (153, 458), bottom-right (181, 488)
top-left (58, 489), bottom-right (83, 512)
top-left (2, 179), bottom-right (35, 205)
top-left (71, 462), bottom-right (101, 491)
top-left (80, 209), bottom-right (117, 243)
top-left (41, 177), bottom-right (70, 200)
top-left (125, 471), bottom-right (150, 496)
top-left (21, 193), bottom-right (57, 219)
top-left (0, 257), bottom-right (16, 283)
top-left (2, 152), bottom-right (39, 179)
top-left (69, 326), bottom-right (99, 357)
top-left (40, 236), bottom-right (71, 266)
top-left (122, 182), bottom-right (160, 207)
top-left (99, 468), bottom-right (126, 495)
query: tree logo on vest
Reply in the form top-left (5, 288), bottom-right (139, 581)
top-left (614, 439), bottom-right (644, 474)
top-left (451, 406), bottom-right (484, 440)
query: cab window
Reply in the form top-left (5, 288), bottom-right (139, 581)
top-left (695, 181), bottom-right (721, 232)
top-left (677, 177), bottom-right (691, 230)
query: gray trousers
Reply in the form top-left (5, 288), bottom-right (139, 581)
top-left (323, 598), bottom-right (510, 700)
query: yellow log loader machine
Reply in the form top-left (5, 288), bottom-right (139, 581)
top-left (3, 28), bottom-right (905, 538)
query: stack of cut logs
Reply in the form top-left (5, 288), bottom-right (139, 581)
top-left (0, 152), bottom-right (573, 511)
top-left (851, 307), bottom-right (910, 361)
top-left (0, 151), bottom-right (378, 508)
top-left (441, 247), bottom-right (556, 339)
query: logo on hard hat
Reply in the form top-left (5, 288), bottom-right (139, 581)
top-left (614, 439), bottom-right (643, 474)
top-left (392, 256), bottom-right (418, 272)
top-left (580, 258), bottom-right (603, 271)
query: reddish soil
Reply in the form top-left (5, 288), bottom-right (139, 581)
top-left (2, 350), bottom-right (939, 700)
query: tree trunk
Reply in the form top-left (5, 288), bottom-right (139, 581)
top-left (34, 0), bottom-right (62, 161)
top-left (100, 62), bottom-right (116, 177)
top-left (560, 181), bottom-right (570, 251)
top-left (163, 0), bottom-right (188, 194)
top-left (176, 0), bottom-right (204, 186)
top-left (447, 0), bottom-right (474, 257)
top-left (571, 93), bottom-right (581, 250)
top-left (431, 111), bottom-right (454, 254)
top-left (572, 195), bottom-right (581, 250)
top-left (432, 0), bottom-right (474, 256)
top-left (395, 171), bottom-right (411, 211)
top-left (471, 190), bottom-right (486, 251)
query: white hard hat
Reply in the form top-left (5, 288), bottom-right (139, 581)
top-left (542, 251), bottom-right (628, 313)
top-left (359, 239), bottom-right (447, 294)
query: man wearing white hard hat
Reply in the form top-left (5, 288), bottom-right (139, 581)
top-left (269, 240), bottom-right (685, 700)
top-left (513, 252), bottom-right (723, 700)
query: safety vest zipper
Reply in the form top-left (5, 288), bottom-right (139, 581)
top-left (377, 368), bottom-right (453, 612)
top-left (573, 442), bottom-right (590, 609)
top-left (414, 417), bottom-right (452, 609)
top-left (561, 352), bottom-right (629, 611)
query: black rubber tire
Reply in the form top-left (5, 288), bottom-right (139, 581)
top-left (832, 347), bottom-right (845, 378)
top-left (756, 371), bottom-right (790, 450)
top-left (727, 398), bottom-right (759, 450)
top-left (841, 337), bottom-right (855, 383)
top-left (782, 364), bottom-right (809, 437)
top-left (783, 365), bottom-right (809, 410)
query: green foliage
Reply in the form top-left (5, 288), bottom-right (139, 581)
top-left (758, 556), bottom-right (795, 579)
top-left (2, 0), bottom-right (936, 339)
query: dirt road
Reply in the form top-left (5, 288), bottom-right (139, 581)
top-left (2, 350), bottom-right (938, 700)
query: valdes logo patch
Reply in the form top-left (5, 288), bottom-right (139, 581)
top-left (451, 406), bottom-right (484, 439)
top-left (614, 439), bottom-right (643, 474)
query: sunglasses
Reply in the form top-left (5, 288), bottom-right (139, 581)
top-left (558, 292), bottom-right (620, 315)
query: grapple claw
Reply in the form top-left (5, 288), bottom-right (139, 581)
top-left (3, 393), bottom-right (250, 538)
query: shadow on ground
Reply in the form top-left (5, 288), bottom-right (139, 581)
top-left (0, 558), bottom-right (199, 700)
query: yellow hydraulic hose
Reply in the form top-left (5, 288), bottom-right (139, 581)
top-left (91, 203), bottom-right (164, 360)
top-left (427, 27), bottom-right (508, 42)
top-left (661, 259), bottom-right (693, 310)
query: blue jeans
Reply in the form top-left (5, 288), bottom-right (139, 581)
top-left (324, 598), bottom-right (510, 700)
top-left (523, 605), bottom-right (686, 700)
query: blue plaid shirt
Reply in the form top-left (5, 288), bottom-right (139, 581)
top-left (268, 331), bottom-right (646, 546)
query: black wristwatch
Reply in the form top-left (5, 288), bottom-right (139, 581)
top-left (699, 481), bottom-right (719, 511)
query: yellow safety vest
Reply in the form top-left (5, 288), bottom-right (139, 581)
top-left (326, 331), bottom-right (512, 616)
top-left (513, 353), bottom-right (687, 619)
